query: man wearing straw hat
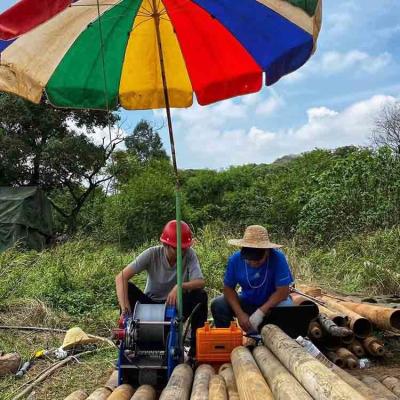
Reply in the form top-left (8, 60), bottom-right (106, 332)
top-left (211, 225), bottom-right (293, 333)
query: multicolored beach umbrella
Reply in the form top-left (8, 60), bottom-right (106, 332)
top-left (0, 0), bottom-right (322, 111)
top-left (0, 0), bottom-right (322, 336)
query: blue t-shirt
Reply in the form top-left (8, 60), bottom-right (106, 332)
top-left (223, 249), bottom-right (293, 307)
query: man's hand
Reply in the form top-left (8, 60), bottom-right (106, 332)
top-left (249, 308), bottom-right (266, 332)
top-left (237, 311), bottom-right (252, 332)
top-left (166, 285), bottom-right (178, 306)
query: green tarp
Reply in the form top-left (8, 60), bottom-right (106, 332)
top-left (0, 187), bottom-right (53, 252)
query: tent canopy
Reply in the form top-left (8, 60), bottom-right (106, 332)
top-left (0, 186), bottom-right (53, 251)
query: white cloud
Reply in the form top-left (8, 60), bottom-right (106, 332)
top-left (171, 95), bottom-right (397, 168)
top-left (282, 50), bottom-right (392, 84)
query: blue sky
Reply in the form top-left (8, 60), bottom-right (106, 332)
top-left (2, 1), bottom-right (400, 169)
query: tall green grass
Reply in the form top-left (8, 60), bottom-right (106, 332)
top-left (1, 225), bottom-right (399, 330)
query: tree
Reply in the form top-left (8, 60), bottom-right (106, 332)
top-left (0, 93), bottom-right (122, 233)
top-left (372, 102), bottom-right (400, 155)
top-left (125, 119), bottom-right (168, 163)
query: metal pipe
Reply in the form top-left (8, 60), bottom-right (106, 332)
top-left (318, 314), bottom-right (352, 337)
top-left (308, 321), bottom-right (323, 339)
top-left (362, 336), bottom-right (385, 357)
top-left (335, 348), bottom-right (358, 370)
top-left (320, 297), bottom-right (372, 338)
top-left (348, 340), bottom-right (365, 358)
top-left (325, 351), bottom-right (345, 368)
top-left (318, 306), bottom-right (349, 327)
top-left (339, 302), bottom-right (400, 331)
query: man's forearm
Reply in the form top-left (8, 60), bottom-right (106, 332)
top-left (182, 279), bottom-right (205, 291)
top-left (115, 272), bottom-right (131, 313)
top-left (260, 287), bottom-right (289, 314)
top-left (224, 286), bottom-right (244, 317)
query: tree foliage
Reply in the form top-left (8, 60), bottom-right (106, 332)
top-left (0, 93), bottom-right (121, 232)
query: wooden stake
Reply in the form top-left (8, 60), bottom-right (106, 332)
top-left (218, 364), bottom-right (239, 400)
top-left (131, 385), bottom-right (156, 400)
top-left (64, 390), bottom-right (88, 400)
top-left (209, 375), bottom-right (227, 400)
top-left (231, 346), bottom-right (273, 400)
top-left (253, 346), bottom-right (312, 400)
top-left (360, 376), bottom-right (399, 400)
top-left (86, 388), bottom-right (112, 400)
top-left (107, 384), bottom-right (135, 400)
top-left (160, 364), bottom-right (193, 400)
top-left (190, 364), bottom-right (214, 400)
top-left (261, 324), bottom-right (366, 400)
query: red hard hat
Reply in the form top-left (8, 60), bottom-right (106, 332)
top-left (160, 220), bottom-right (193, 249)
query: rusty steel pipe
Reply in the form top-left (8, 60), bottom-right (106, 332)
top-left (191, 364), bottom-right (215, 400)
top-left (308, 321), bottom-right (323, 339)
top-left (362, 336), bottom-right (385, 357)
top-left (348, 340), bottom-right (365, 358)
top-left (64, 390), bottom-right (88, 400)
top-left (318, 313), bottom-right (352, 337)
top-left (339, 302), bottom-right (400, 331)
top-left (318, 306), bottom-right (349, 327)
top-left (325, 351), bottom-right (345, 368)
top-left (321, 297), bottom-right (372, 338)
top-left (336, 348), bottom-right (358, 370)
top-left (131, 385), bottom-right (156, 400)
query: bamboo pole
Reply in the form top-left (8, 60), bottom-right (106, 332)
top-left (64, 390), bottom-right (88, 400)
top-left (190, 364), bottom-right (215, 400)
top-left (382, 377), bottom-right (400, 397)
top-left (218, 364), bottom-right (239, 400)
top-left (209, 375), bottom-right (227, 400)
top-left (261, 324), bottom-right (366, 400)
top-left (108, 384), bottom-right (135, 400)
top-left (321, 297), bottom-right (372, 338)
top-left (253, 345), bottom-right (312, 400)
top-left (231, 346), bottom-right (273, 400)
top-left (160, 364), bottom-right (193, 400)
top-left (131, 385), bottom-right (156, 400)
top-left (86, 388), bottom-right (112, 400)
top-left (360, 376), bottom-right (399, 400)
top-left (339, 302), bottom-right (400, 331)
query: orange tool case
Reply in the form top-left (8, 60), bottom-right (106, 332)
top-left (196, 322), bottom-right (243, 363)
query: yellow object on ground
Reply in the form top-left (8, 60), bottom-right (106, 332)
top-left (62, 327), bottom-right (98, 350)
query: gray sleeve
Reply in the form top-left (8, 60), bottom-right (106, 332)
top-left (128, 247), bottom-right (154, 274)
top-left (186, 249), bottom-right (204, 280)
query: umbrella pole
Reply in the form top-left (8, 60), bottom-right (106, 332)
top-left (152, 1), bottom-right (184, 355)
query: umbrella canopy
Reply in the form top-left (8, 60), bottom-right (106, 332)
top-left (0, 0), bottom-right (321, 111)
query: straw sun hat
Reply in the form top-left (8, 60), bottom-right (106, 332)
top-left (228, 225), bottom-right (282, 249)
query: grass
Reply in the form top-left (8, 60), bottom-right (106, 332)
top-left (1, 224), bottom-right (400, 398)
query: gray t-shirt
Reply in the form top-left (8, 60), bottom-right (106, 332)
top-left (128, 245), bottom-right (204, 301)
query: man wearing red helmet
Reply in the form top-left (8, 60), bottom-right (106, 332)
top-left (115, 220), bottom-right (207, 356)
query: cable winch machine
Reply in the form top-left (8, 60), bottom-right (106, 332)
top-left (113, 303), bottom-right (181, 388)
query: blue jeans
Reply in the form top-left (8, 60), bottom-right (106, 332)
top-left (211, 294), bottom-right (293, 328)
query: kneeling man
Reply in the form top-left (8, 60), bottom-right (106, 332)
top-left (211, 225), bottom-right (293, 333)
